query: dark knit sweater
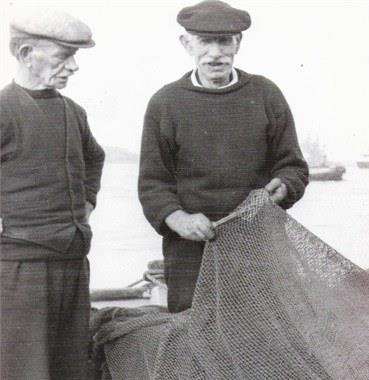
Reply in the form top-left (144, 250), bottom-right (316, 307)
top-left (20, 87), bottom-right (66, 159)
top-left (138, 69), bottom-right (309, 235)
top-left (0, 82), bottom-right (105, 259)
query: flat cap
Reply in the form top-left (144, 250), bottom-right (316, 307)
top-left (10, 9), bottom-right (95, 48)
top-left (177, 0), bottom-right (251, 35)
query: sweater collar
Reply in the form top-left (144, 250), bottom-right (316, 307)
top-left (191, 68), bottom-right (239, 89)
top-left (179, 68), bottom-right (252, 95)
top-left (12, 80), bottom-right (60, 99)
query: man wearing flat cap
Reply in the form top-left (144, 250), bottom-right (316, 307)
top-left (0, 10), bottom-right (104, 379)
top-left (139, 0), bottom-right (309, 313)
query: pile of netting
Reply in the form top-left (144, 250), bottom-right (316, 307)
top-left (91, 190), bottom-right (369, 379)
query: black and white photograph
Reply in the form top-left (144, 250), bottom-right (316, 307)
top-left (1, 1), bottom-right (369, 379)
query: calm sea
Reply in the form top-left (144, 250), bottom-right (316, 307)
top-left (89, 162), bottom-right (369, 290)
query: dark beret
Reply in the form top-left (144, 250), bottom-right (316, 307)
top-left (10, 9), bottom-right (95, 49)
top-left (177, 0), bottom-right (251, 35)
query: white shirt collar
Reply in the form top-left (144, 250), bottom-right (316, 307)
top-left (191, 68), bottom-right (238, 88)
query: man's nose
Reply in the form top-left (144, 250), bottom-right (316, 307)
top-left (207, 43), bottom-right (223, 57)
top-left (65, 56), bottom-right (79, 72)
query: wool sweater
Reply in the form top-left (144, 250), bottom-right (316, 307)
top-left (138, 69), bottom-right (309, 236)
top-left (0, 82), bottom-right (105, 259)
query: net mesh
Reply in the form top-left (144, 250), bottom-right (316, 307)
top-left (91, 190), bottom-right (369, 379)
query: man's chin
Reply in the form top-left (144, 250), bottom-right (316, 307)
top-left (203, 66), bottom-right (231, 77)
top-left (54, 82), bottom-right (68, 90)
top-left (53, 78), bottom-right (69, 89)
top-left (207, 72), bottom-right (230, 82)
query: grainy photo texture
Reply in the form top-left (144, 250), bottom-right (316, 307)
top-left (1, 1), bottom-right (369, 379)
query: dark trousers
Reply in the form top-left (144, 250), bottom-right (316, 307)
top-left (0, 233), bottom-right (90, 380)
top-left (163, 235), bottom-right (205, 313)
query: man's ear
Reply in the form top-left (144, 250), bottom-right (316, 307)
top-left (18, 44), bottom-right (33, 67)
top-left (234, 33), bottom-right (242, 55)
top-left (180, 34), bottom-right (193, 56)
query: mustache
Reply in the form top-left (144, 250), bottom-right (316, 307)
top-left (203, 61), bottom-right (230, 65)
top-left (57, 71), bottom-right (74, 78)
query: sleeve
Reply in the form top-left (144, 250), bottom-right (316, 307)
top-left (265, 81), bottom-right (309, 209)
top-left (81, 112), bottom-right (105, 207)
top-left (138, 98), bottom-right (182, 235)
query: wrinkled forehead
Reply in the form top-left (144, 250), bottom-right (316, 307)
top-left (34, 38), bottom-right (78, 55)
top-left (189, 32), bottom-right (240, 46)
top-left (196, 34), bottom-right (236, 43)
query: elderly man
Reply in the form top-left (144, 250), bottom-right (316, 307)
top-left (0, 10), bottom-right (104, 379)
top-left (139, 0), bottom-right (309, 314)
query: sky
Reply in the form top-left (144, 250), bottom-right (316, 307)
top-left (1, 0), bottom-right (369, 161)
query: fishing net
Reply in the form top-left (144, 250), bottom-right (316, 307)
top-left (91, 190), bottom-right (369, 379)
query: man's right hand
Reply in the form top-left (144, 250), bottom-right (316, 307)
top-left (165, 210), bottom-right (215, 241)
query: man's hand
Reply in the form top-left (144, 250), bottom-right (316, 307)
top-left (165, 210), bottom-right (215, 241)
top-left (85, 202), bottom-right (94, 222)
top-left (265, 178), bottom-right (288, 204)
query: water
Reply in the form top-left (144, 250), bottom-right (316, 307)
top-left (89, 162), bottom-right (369, 290)
top-left (89, 162), bottom-right (162, 290)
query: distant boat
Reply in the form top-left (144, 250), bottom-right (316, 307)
top-left (357, 154), bottom-right (369, 169)
top-left (309, 165), bottom-right (346, 181)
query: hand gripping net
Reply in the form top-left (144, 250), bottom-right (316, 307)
top-left (92, 190), bottom-right (369, 379)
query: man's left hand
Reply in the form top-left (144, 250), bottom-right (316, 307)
top-left (85, 201), bottom-right (94, 222)
top-left (264, 178), bottom-right (287, 204)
